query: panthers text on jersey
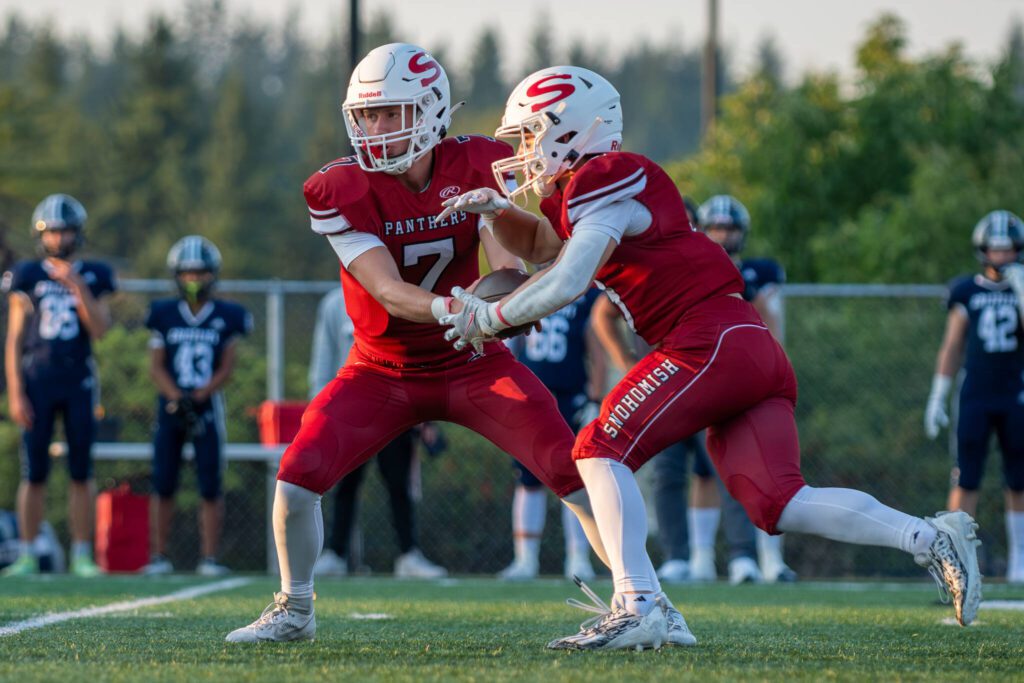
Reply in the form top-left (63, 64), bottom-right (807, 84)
top-left (947, 274), bottom-right (1023, 396)
top-left (540, 152), bottom-right (743, 346)
top-left (738, 257), bottom-right (785, 303)
top-left (145, 299), bottom-right (253, 391)
top-left (304, 135), bottom-right (514, 367)
top-left (2, 259), bottom-right (117, 379)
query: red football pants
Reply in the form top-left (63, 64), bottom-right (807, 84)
top-left (574, 295), bottom-right (806, 533)
top-left (277, 347), bottom-right (583, 497)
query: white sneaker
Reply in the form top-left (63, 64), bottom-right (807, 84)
top-left (760, 559), bottom-right (798, 583)
top-left (564, 553), bottom-right (595, 582)
top-left (915, 511), bottom-right (982, 626)
top-left (142, 555), bottom-right (173, 576)
top-left (225, 592), bottom-right (316, 643)
top-left (197, 558), bottom-right (230, 577)
top-left (498, 557), bottom-right (539, 581)
top-left (655, 593), bottom-right (697, 646)
top-left (314, 550), bottom-right (348, 578)
top-left (689, 549), bottom-right (716, 582)
top-left (657, 559), bottom-right (691, 583)
top-left (394, 548), bottom-right (448, 579)
top-left (728, 557), bottom-right (763, 585)
top-left (547, 579), bottom-right (667, 651)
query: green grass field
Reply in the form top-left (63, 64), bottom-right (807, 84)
top-left (1, 575), bottom-right (1022, 682)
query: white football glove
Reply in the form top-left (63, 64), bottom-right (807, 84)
top-left (924, 374), bottom-right (952, 440)
top-left (436, 187), bottom-right (511, 224)
top-left (438, 287), bottom-right (506, 354)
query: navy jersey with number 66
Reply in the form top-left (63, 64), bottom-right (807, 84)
top-left (947, 274), bottom-right (1023, 396)
top-left (519, 289), bottom-right (601, 395)
top-left (145, 299), bottom-right (253, 391)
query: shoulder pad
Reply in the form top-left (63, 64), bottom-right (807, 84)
top-left (564, 153), bottom-right (647, 225)
top-left (304, 157), bottom-right (369, 235)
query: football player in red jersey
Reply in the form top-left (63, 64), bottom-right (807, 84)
top-left (226, 45), bottom-right (610, 643)
top-left (438, 65), bottom-right (983, 649)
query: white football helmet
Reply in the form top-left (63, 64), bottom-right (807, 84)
top-left (342, 43), bottom-right (455, 175)
top-left (493, 66), bottom-right (623, 200)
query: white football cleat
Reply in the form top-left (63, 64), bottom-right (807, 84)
top-left (499, 557), bottom-right (539, 581)
top-left (314, 549), bottom-right (348, 578)
top-left (655, 593), bottom-right (697, 646)
top-left (196, 558), bottom-right (230, 577)
top-left (564, 553), bottom-right (595, 582)
top-left (225, 592), bottom-right (315, 643)
top-left (394, 548), bottom-right (448, 579)
top-left (915, 511), bottom-right (982, 626)
top-left (689, 548), bottom-right (717, 582)
top-left (547, 578), bottom-right (667, 651)
top-left (142, 555), bottom-right (173, 576)
top-left (728, 556), bottom-right (763, 585)
top-left (657, 559), bottom-right (691, 584)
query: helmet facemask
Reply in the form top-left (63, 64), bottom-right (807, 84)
top-left (972, 210), bottom-right (1024, 276)
top-left (492, 112), bottom-right (604, 202)
top-left (175, 270), bottom-right (216, 305)
top-left (37, 226), bottom-right (82, 259)
top-left (343, 88), bottom-right (450, 175)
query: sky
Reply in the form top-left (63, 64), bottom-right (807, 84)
top-left (2, 0), bottom-right (1023, 81)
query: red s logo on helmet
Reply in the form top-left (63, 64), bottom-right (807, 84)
top-left (408, 52), bottom-right (441, 87)
top-left (526, 74), bottom-right (575, 112)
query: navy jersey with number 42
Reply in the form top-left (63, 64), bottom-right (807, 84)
top-left (947, 274), bottom-right (1023, 396)
top-left (2, 260), bottom-right (117, 378)
top-left (519, 289), bottom-right (601, 395)
top-left (145, 299), bottom-right (253, 390)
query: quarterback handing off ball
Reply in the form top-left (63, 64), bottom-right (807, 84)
top-left (470, 268), bottom-right (535, 339)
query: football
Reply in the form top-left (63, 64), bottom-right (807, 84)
top-left (469, 268), bottom-right (535, 339)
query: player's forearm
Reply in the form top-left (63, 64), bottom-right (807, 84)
top-left (591, 314), bottom-right (634, 372)
top-left (4, 339), bottom-right (24, 397)
top-left (377, 279), bottom-right (441, 324)
top-left (75, 292), bottom-right (111, 339)
top-left (935, 341), bottom-right (964, 379)
top-left (491, 206), bottom-right (560, 265)
top-left (149, 363), bottom-right (183, 401)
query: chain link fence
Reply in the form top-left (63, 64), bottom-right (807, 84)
top-left (0, 281), bottom-right (1014, 578)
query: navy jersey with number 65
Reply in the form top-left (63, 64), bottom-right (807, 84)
top-left (2, 260), bottom-right (117, 379)
top-left (947, 274), bottom-right (1023, 396)
top-left (145, 299), bottom-right (253, 391)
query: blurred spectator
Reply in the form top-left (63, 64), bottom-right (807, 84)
top-left (309, 287), bottom-right (447, 578)
top-left (141, 236), bottom-right (252, 576)
top-left (3, 194), bottom-right (116, 578)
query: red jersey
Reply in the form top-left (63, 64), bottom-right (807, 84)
top-left (540, 152), bottom-right (743, 345)
top-left (304, 135), bottom-right (513, 366)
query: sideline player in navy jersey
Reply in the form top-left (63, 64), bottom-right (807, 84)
top-left (925, 210), bottom-right (1024, 583)
top-left (142, 236), bottom-right (252, 577)
top-left (3, 194), bottom-right (116, 578)
top-left (500, 288), bottom-right (604, 581)
top-left (698, 194), bottom-right (796, 584)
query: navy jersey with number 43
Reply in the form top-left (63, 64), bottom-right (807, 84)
top-left (519, 289), bottom-right (601, 395)
top-left (145, 299), bottom-right (253, 390)
top-left (947, 274), bottom-right (1023, 396)
top-left (2, 260), bottom-right (117, 378)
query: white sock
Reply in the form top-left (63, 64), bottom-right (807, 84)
top-left (1007, 510), bottom-right (1024, 571)
top-left (512, 486), bottom-right (546, 564)
top-left (273, 481), bottom-right (323, 610)
top-left (756, 529), bottom-right (784, 567)
top-left (777, 486), bottom-right (936, 555)
top-left (72, 541), bottom-right (91, 558)
top-left (561, 489), bottom-right (610, 569)
top-left (689, 507), bottom-right (720, 555)
top-left (561, 504), bottom-right (591, 559)
top-left (575, 458), bottom-right (659, 610)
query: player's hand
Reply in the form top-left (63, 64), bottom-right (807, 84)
top-left (8, 390), bottom-right (33, 429)
top-left (436, 188), bottom-right (510, 223)
top-left (439, 287), bottom-right (503, 354)
top-left (924, 375), bottom-right (952, 439)
top-left (1003, 263), bottom-right (1024, 291)
top-left (45, 258), bottom-right (84, 292)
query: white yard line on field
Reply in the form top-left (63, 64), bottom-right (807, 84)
top-left (0, 577), bottom-right (251, 637)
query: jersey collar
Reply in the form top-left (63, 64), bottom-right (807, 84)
top-left (178, 299), bottom-right (215, 326)
top-left (974, 274), bottom-right (1011, 290)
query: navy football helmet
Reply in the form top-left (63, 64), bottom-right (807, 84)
top-left (699, 194), bottom-right (750, 255)
top-left (167, 236), bottom-right (222, 303)
top-left (972, 210), bottom-right (1024, 267)
top-left (32, 194), bottom-right (87, 258)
